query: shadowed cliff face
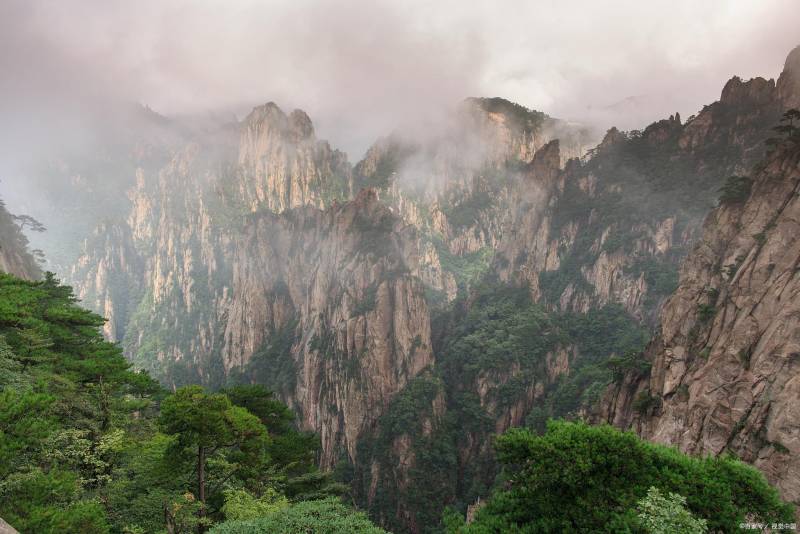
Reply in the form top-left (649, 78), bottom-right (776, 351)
top-left (493, 68), bottom-right (789, 322)
top-left (595, 46), bottom-right (800, 511)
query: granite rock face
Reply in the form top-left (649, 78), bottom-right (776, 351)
top-left (595, 45), bottom-right (800, 511)
top-left (600, 139), bottom-right (800, 507)
top-left (238, 103), bottom-right (352, 213)
top-left (494, 70), bottom-right (787, 321)
top-left (778, 45), bottom-right (800, 110)
top-left (68, 105), bottom-right (433, 468)
top-left (224, 190), bottom-right (433, 465)
top-left (70, 222), bottom-right (140, 340)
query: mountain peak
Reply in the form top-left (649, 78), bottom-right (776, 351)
top-left (783, 44), bottom-right (800, 75)
top-left (240, 103), bottom-right (310, 162)
top-left (598, 127), bottom-right (625, 150)
top-left (719, 75), bottom-right (776, 106)
top-left (288, 109), bottom-right (314, 140)
top-left (242, 102), bottom-right (316, 144)
top-left (244, 101), bottom-right (284, 122)
top-left (463, 96), bottom-right (548, 133)
top-left (777, 44), bottom-right (800, 108)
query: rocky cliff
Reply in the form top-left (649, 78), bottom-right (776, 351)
top-left (600, 121), bottom-right (800, 508)
top-left (68, 107), bottom-right (434, 469)
top-left (0, 200), bottom-right (41, 280)
top-left (355, 98), bottom-right (593, 273)
top-left (349, 49), bottom-right (800, 532)
top-left (224, 190), bottom-right (433, 464)
top-left (238, 103), bottom-right (352, 212)
top-left (503, 69), bottom-right (788, 321)
top-left (778, 45), bottom-right (800, 110)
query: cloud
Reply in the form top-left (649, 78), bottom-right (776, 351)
top-left (0, 0), bottom-right (798, 162)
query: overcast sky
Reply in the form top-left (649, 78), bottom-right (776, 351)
top-left (1, 0), bottom-right (799, 159)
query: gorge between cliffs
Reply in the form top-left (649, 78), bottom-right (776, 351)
top-left (1, 17), bottom-right (800, 533)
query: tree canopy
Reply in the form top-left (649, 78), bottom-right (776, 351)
top-left (208, 498), bottom-right (388, 534)
top-left (0, 272), bottom-right (354, 533)
top-left (453, 421), bottom-right (794, 533)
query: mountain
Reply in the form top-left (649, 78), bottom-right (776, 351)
top-left (351, 51), bottom-right (799, 530)
top-left (61, 46), bottom-right (800, 532)
top-left (599, 110), bottom-right (800, 506)
top-left (595, 44), bottom-right (800, 510)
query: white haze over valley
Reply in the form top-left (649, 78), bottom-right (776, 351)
top-left (0, 0), bottom-right (798, 213)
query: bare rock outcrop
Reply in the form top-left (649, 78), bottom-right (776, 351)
top-left (0, 202), bottom-right (41, 280)
top-left (238, 103), bottom-right (352, 212)
top-left (600, 140), bottom-right (800, 507)
top-left (777, 45), bottom-right (800, 110)
top-left (223, 189), bottom-right (434, 464)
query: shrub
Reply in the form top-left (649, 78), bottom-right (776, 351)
top-left (696, 303), bottom-right (716, 323)
top-left (462, 422), bottom-right (794, 533)
top-left (221, 489), bottom-right (289, 521)
top-left (637, 487), bottom-right (707, 534)
top-left (717, 175), bottom-right (752, 205)
top-left (633, 391), bottom-right (660, 415)
top-left (209, 498), bottom-right (387, 534)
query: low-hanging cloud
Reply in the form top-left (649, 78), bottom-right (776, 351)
top-left (1, 0), bottom-right (799, 168)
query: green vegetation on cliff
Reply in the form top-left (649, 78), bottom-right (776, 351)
top-left (541, 101), bottom-right (782, 319)
top-left (451, 422), bottom-right (793, 533)
top-left (470, 97), bottom-right (548, 136)
top-left (2, 269), bottom-right (791, 533)
top-left (352, 282), bottom-right (650, 533)
top-left (0, 199), bottom-right (43, 278)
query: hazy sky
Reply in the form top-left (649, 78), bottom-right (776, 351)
top-left (1, 0), bottom-right (799, 158)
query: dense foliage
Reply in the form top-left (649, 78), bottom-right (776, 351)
top-left (352, 282), bottom-right (650, 533)
top-left (0, 272), bottom-right (371, 533)
top-left (209, 498), bottom-right (388, 534)
top-left (636, 487), bottom-right (708, 534)
top-left (0, 272), bottom-right (149, 532)
top-left (455, 422), bottom-right (793, 533)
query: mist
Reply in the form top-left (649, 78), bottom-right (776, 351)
top-left (1, 0), bottom-right (799, 194)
